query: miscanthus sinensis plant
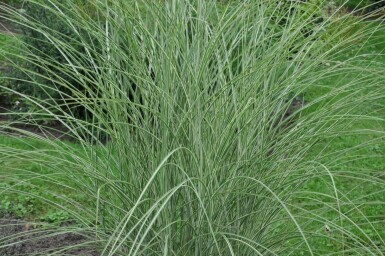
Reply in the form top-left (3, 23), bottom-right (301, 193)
top-left (0, 0), bottom-right (384, 255)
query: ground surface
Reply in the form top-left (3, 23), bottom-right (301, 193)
top-left (0, 16), bottom-right (20, 35)
top-left (0, 213), bottom-right (98, 256)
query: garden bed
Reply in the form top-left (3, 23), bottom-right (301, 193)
top-left (0, 96), bottom-right (73, 140)
top-left (0, 213), bottom-right (98, 256)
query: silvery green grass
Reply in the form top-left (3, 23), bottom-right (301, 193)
top-left (0, 0), bottom-right (385, 255)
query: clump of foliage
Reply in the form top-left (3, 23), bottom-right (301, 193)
top-left (0, 0), bottom-right (384, 255)
top-left (1, 0), bottom-right (100, 118)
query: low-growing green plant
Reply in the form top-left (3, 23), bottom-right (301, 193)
top-left (0, 0), bottom-right (384, 255)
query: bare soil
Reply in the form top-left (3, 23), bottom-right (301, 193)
top-left (0, 213), bottom-right (99, 256)
top-left (0, 95), bottom-right (76, 141)
top-left (0, 14), bottom-right (21, 35)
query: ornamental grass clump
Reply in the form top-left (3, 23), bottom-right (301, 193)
top-left (0, 0), bottom-right (384, 255)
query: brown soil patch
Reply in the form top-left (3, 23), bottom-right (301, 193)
top-left (0, 16), bottom-right (20, 35)
top-left (0, 213), bottom-right (98, 255)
